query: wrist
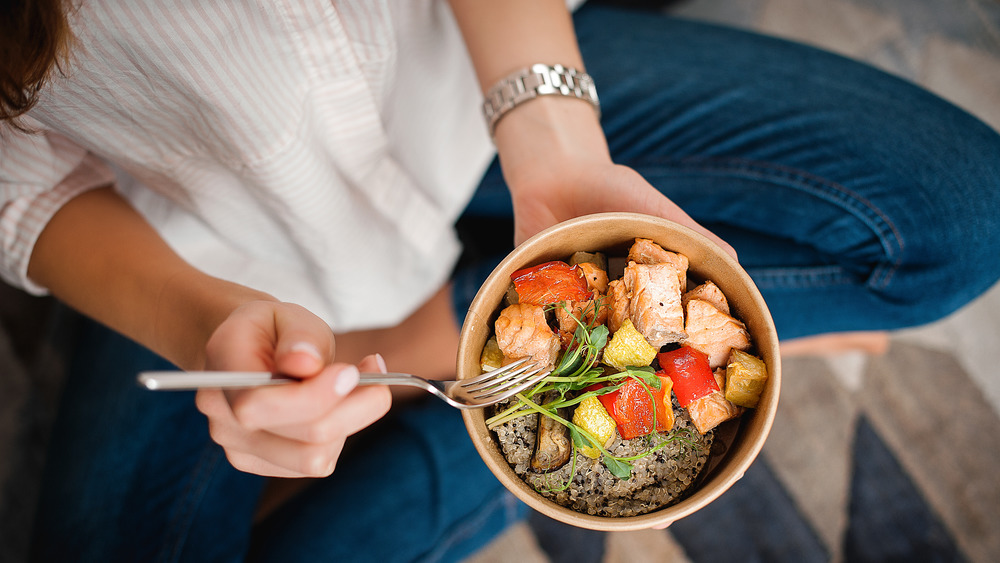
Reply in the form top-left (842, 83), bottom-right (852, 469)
top-left (154, 268), bottom-right (276, 370)
top-left (483, 63), bottom-right (599, 137)
top-left (494, 95), bottom-right (611, 193)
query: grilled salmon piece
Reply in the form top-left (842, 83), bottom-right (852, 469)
top-left (687, 370), bottom-right (743, 434)
top-left (606, 279), bottom-right (630, 335)
top-left (683, 298), bottom-right (750, 369)
top-left (683, 280), bottom-right (730, 315)
top-left (577, 262), bottom-right (609, 294)
top-left (628, 238), bottom-right (689, 290)
top-left (495, 303), bottom-right (561, 368)
top-left (624, 261), bottom-right (686, 348)
top-left (555, 299), bottom-right (609, 348)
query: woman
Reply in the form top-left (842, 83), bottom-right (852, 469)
top-left (3, 0), bottom-right (999, 561)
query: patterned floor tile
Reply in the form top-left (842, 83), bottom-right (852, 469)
top-left (845, 416), bottom-right (966, 562)
top-left (920, 34), bottom-right (1000, 132)
top-left (606, 529), bottom-right (690, 563)
top-left (528, 510), bottom-right (606, 563)
top-left (756, 0), bottom-right (907, 62)
top-left (896, 283), bottom-right (1000, 418)
top-left (668, 453), bottom-right (828, 562)
top-left (762, 356), bottom-right (857, 557)
top-left (861, 343), bottom-right (1000, 562)
top-left (463, 521), bottom-right (549, 563)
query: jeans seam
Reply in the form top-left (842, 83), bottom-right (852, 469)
top-left (748, 265), bottom-right (858, 290)
top-left (645, 156), bottom-right (906, 290)
top-left (416, 491), bottom-right (519, 563)
top-left (156, 443), bottom-right (224, 563)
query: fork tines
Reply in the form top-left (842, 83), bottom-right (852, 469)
top-left (461, 359), bottom-right (549, 399)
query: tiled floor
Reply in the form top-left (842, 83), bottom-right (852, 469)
top-left (466, 0), bottom-right (1000, 561)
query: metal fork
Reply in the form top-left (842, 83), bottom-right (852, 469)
top-left (136, 357), bottom-right (550, 409)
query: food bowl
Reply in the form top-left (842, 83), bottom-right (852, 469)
top-left (457, 212), bottom-right (781, 531)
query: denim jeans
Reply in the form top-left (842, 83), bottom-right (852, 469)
top-left (31, 4), bottom-right (1000, 563)
top-left (458, 7), bottom-right (1000, 341)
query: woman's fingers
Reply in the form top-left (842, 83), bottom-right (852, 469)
top-left (272, 304), bottom-right (337, 377)
top-left (205, 301), bottom-right (336, 375)
top-left (195, 355), bottom-right (392, 477)
top-left (612, 165), bottom-right (739, 261)
top-left (224, 363), bottom-right (360, 430)
top-left (265, 383), bottom-right (390, 444)
top-left (218, 424), bottom-right (349, 477)
top-left (199, 300), bottom-right (394, 477)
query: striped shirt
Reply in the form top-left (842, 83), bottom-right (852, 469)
top-left (0, 0), bottom-right (496, 331)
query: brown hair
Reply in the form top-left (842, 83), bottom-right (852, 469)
top-left (0, 0), bottom-right (73, 129)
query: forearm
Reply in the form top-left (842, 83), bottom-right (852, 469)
top-left (448, 0), bottom-right (583, 90)
top-left (27, 187), bottom-right (273, 370)
top-left (448, 0), bottom-right (609, 186)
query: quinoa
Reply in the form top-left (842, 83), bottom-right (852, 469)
top-left (490, 396), bottom-right (713, 517)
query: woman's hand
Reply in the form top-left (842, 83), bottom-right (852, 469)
top-left (194, 301), bottom-right (392, 477)
top-left (494, 96), bottom-right (737, 259)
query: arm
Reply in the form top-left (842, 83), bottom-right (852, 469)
top-left (448, 0), bottom-right (735, 257)
top-left (27, 186), bottom-right (266, 370)
top-left (27, 186), bottom-right (391, 477)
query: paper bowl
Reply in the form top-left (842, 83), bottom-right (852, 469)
top-left (457, 212), bottom-right (780, 531)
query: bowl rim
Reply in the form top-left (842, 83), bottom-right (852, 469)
top-left (458, 212), bottom-right (781, 531)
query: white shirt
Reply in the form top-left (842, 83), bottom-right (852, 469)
top-left (0, 0), bottom-right (496, 331)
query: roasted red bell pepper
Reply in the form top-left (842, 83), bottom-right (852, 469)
top-left (590, 376), bottom-right (672, 440)
top-left (510, 261), bottom-right (591, 306)
top-left (657, 346), bottom-right (718, 407)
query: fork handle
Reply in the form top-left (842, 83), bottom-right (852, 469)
top-left (137, 370), bottom-right (425, 391)
top-left (358, 372), bottom-right (428, 387)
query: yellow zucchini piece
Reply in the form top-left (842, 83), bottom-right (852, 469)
top-left (480, 336), bottom-right (505, 372)
top-left (724, 349), bottom-right (768, 408)
top-left (572, 396), bottom-right (617, 459)
top-left (602, 318), bottom-right (658, 370)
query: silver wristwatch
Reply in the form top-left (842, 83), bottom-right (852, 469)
top-left (482, 63), bottom-right (600, 137)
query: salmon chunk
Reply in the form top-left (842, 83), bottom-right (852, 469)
top-left (495, 303), bottom-right (561, 368)
top-left (687, 370), bottom-right (743, 434)
top-left (623, 261), bottom-right (686, 348)
top-left (606, 279), bottom-right (630, 334)
top-left (684, 299), bottom-right (750, 369)
top-left (555, 299), bottom-right (609, 348)
top-left (627, 238), bottom-right (689, 290)
top-left (577, 262), bottom-right (609, 294)
top-left (683, 281), bottom-right (730, 315)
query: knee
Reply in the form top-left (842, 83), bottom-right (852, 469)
top-left (879, 210), bottom-right (1000, 328)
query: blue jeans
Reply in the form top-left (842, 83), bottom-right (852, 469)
top-left (459, 8), bottom-right (1000, 341)
top-left (31, 4), bottom-right (1000, 562)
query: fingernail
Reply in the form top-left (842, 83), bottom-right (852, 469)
top-left (334, 365), bottom-right (360, 396)
top-left (374, 353), bottom-right (387, 374)
top-left (291, 342), bottom-right (323, 362)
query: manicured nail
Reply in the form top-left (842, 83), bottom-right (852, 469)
top-left (291, 342), bottom-right (323, 363)
top-left (334, 365), bottom-right (360, 396)
top-left (374, 353), bottom-right (387, 374)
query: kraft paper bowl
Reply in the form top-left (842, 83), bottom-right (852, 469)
top-left (458, 212), bottom-right (781, 531)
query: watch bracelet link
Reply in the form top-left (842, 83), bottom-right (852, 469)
top-left (482, 63), bottom-right (600, 137)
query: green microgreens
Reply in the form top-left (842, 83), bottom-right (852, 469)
top-left (486, 299), bottom-right (701, 483)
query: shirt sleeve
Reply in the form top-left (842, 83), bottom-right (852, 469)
top-left (0, 125), bottom-right (115, 294)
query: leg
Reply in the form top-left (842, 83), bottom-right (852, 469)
top-left (30, 311), bottom-right (264, 562)
top-left (247, 397), bottom-right (524, 563)
top-left (464, 5), bottom-right (1000, 340)
top-left (580, 6), bottom-right (1000, 339)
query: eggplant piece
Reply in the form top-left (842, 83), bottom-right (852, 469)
top-left (568, 250), bottom-right (607, 272)
top-left (531, 413), bottom-right (572, 471)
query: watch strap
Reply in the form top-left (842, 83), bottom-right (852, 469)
top-left (482, 63), bottom-right (600, 137)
